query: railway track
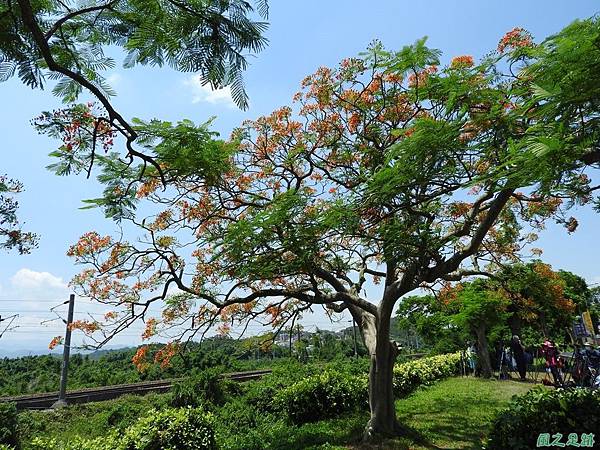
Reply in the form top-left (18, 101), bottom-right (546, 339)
top-left (0, 369), bottom-right (272, 410)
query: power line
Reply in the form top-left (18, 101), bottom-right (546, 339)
top-left (0, 299), bottom-right (93, 303)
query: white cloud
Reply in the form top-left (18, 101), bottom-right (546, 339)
top-left (11, 268), bottom-right (68, 291)
top-left (183, 76), bottom-right (236, 108)
top-left (106, 72), bottom-right (122, 85)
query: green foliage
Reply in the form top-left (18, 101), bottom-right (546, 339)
top-left (120, 407), bottom-right (216, 450)
top-left (395, 377), bottom-right (534, 449)
top-left (273, 353), bottom-right (461, 425)
top-left (29, 435), bottom-right (119, 450)
top-left (0, 339), bottom-right (256, 397)
top-left (394, 294), bottom-right (464, 354)
top-left (496, 262), bottom-right (584, 342)
top-left (29, 407), bottom-right (216, 450)
top-left (498, 17), bottom-right (600, 200)
top-left (0, 403), bottom-right (18, 448)
top-left (134, 118), bottom-right (234, 182)
top-left (558, 270), bottom-right (592, 310)
top-left (18, 393), bottom-right (171, 446)
top-left (0, 175), bottom-right (38, 254)
top-left (170, 367), bottom-right (231, 408)
top-left (452, 282), bottom-right (509, 330)
top-left (487, 387), bottom-right (600, 450)
top-left (393, 353), bottom-right (461, 397)
top-left (17, 355), bottom-right (466, 449)
top-left (275, 370), bottom-right (369, 424)
top-left (18, 373), bottom-right (540, 450)
top-left (214, 410), bottom-right (365, 450)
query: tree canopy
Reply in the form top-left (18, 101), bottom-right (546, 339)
top-left (2, 0), bottom-right (269, 180)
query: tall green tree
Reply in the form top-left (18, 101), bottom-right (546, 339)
top-left (450, 282), bottom-right (509, 378)
top-left (496, 262), bottom-right (586, 341)
top-left (500, 18), bottom-right (600, 218)
top-left (394, 294), bottom-right (463, 354)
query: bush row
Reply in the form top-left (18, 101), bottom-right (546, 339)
top-left (393, 353), bottom-right (462, 397)
top-left (275, 353), bottom-right (461, 424)
top-left (486, 387), bottom-right (600, 450)
top-left (274, 370), bottom-right (369, 424)
top-left (28, 407), bottom-right (216, 450)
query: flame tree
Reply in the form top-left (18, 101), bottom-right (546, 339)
top-left (37, 27), bottom-right (598, 438)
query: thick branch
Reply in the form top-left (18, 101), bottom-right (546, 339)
top-left (424, 188), bottom-right (514, 282)
top-left (45, 1), bottom-right (118, 39)
top-left (17, 0), bottom-right (164, 181)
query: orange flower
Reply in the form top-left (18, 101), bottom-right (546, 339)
top-left (49, 336), bottom-right (63, 350)
top-left (142, 318), bottom-right (158, 340)
top-left (69, 320), bottom-right (100, 334)
top-left (498, 27), bottom-right (533, 53)
top-left (132, 345), bottom-right (150, 372)
top-left (450, 55), bottom-right (474, 69)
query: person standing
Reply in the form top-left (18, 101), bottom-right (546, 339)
top-left (466, 343), bottom-right (477, 375)
top-left (542, 339), bottom-right (564, 387)
top-left (510, 335), bottom-right (527, 381)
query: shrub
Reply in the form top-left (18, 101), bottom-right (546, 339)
top-left (275, 370), bottom-right (368, 424)
top-left (240, 362), bottom-right (317, 415)
top-left (28, 407), bottom-right (215, 450)
top-left (0, 403), bottom-right (19, 449)
top-left (486, 387), bottom-right (600, 450)
top-left (29, 435), bottom-right (120, 450)
top-left (170, 367), bottom-right (227, 408)
top-left (393, 353), bottom-right (461, 397)
top-left (121, 407), bottom-right (216, 450)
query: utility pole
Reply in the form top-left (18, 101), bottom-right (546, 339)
top-left (53, 294), bottom-right (75, 408)
top-left (352, 318), bottom-right (358, 358)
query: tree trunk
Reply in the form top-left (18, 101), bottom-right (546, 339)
top-left (361, 313), bottom-right (401, 441)
top-left (475, 324), bottom-right (492, 378)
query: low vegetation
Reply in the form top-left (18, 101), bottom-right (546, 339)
top-left (487, 387), bottom-right (600, 450)
top-left (7, 354), bottom-right (460, 449)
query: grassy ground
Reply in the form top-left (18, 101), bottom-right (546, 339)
top-left (297, 377), bottom-right (535, 450)
top-left (18, 376), bottom-right (536, 450)
top-left (390, 377), bottom-right (535, 449)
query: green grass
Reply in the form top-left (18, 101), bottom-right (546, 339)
top-left (379, 377), bottom-right (535, 450)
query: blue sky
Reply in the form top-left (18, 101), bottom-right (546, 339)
top-left (1, 1), bottom-right (599, 353)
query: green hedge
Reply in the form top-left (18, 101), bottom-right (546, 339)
top-left (487, 387), bottom-right (600, 450)
top-left (0, 403), bottom-right (18, 449)
top-left (121, 407), bottom-right (216, 450)
top-left (393, 353), bottom-right (461, 397)
top-left (29, 407), bottom-right (216, 450)
top-left (275, 370), bottom-right (368, 424)
top-left (30, 435), bottom-right (118, 450)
